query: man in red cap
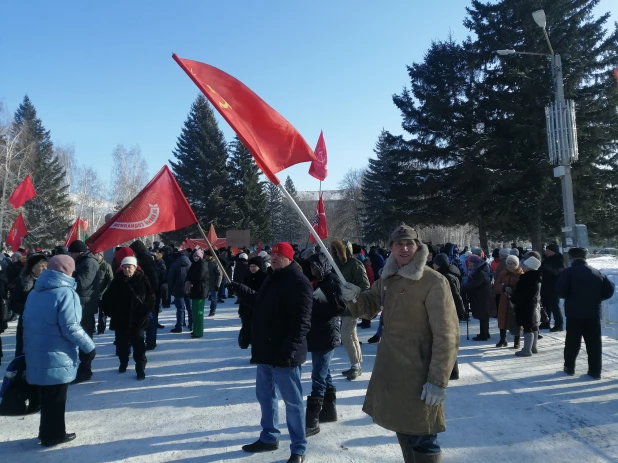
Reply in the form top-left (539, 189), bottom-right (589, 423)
top-left (242, 242), bottom-right (313, 463)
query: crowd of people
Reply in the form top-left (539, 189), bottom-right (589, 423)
top-left (0, 229), bottom-right (615, 463)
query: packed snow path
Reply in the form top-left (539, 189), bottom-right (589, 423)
top-left (2, 301), bottom-right (618, 462)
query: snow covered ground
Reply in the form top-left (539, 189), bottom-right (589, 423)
top-left (2, 264), bottom-right (618, 462)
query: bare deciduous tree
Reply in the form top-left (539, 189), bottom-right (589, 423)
top-left (109, 144), bottom-right (149, 210)
top-left (331, 168), bottom-right (366, 243)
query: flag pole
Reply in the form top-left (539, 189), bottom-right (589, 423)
top-left (278, 183), bottom-right (346, 284)
top-left (196, 222), bottom-right (231, 284)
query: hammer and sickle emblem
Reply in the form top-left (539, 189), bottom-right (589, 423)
top-left (206, 85), bottom-right (232, 109)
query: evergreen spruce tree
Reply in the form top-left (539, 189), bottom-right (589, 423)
top-left (12, 96), bottom-right (71, 247)
top-left (280, 176), bottom-right (303, 244)
top-left (167, 95), bottom-right (239, 243)
top-left (266, 182), bottom-right (283, 244)
top-left (228, 136), bottom-right (271, 244)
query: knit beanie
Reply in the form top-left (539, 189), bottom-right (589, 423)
top-left (238, 253), bottom-right (248, 261)
top-left (546, 243), bottom-right (560, 254)
top-left (471, 247), bottom-right (483, 256)
top-left (114, 247), bottom-right (134, 264)
top-left (68, 240), bottom-right (88, 253)
top-left (464, 251), bottom-right (472, 258)
top-left (47, 255), bottom-right (75, 276)
top-left (523, 251), bottom-right (542, 261)
top-left (522, 256), bottom-right (541, 271)
top-left (121, 256), bottom-right (138, 267)
top-left (194, 249), bottom-right (204, 259)
top-left (568, 247), bottom-right (587, 260)
top-left (509, 248), bottom-right (519, 256)
top-left (498, 249), bottom-right (510, 259)
top-left (249, 256), bottom-right (263, 268)
top-left (271, 242), bottom-right (294, 261)
top-left (433, 253), bottom-right (449, 269)
top-left (506, 255), bottom-right (519, 266)
top-left (468, 255), bottom-right (483, 265)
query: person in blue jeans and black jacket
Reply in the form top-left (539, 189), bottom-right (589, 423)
top-left (242, 242), bottom-right (312, 463)
top-left (305, 252), bottom-right (346, 437)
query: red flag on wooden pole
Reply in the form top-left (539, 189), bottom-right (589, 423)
top-left (86, 166), bottom-right (198, 253)
top-left (309, 193), bottom-right (328, 244)
top-left (308, 131), bottom-right (328, 181)
top-left (173, 54), bottom-right (317, 185)
top-left (65, 217), bottom-right (81, 248)
top-left (8, 175), bottom-right (37, 209)
top-left (6, 213), bottom-right (28, 249)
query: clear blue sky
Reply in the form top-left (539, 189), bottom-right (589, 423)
top-left (1, 1), bottom-right (616, 192)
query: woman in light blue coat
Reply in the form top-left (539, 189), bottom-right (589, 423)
top-left (23, 255), bottom-right (96, 447)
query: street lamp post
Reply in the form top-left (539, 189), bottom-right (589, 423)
top-left (497, 9), bottom-right (587, 256)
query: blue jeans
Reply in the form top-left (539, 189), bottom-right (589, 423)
top-left (174, 295), bottom-right (192, 329)
top-left (209, 291), bottom-right (218, 313)
top-left (310, 350), bottom-right (334, 397)
top-left (255, 364), bottom-right (306, 455)
top-left (396, 433), bottom-right (440, 455)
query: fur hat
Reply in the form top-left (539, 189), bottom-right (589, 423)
top-left (433, 253), bottom-right (449, 269)
top-left (121, 256), bottom-right (138, 267)
top-left (68, 240), bottom-right (88, 253)
top-left (568, 247), bottom-right (587, 260)
top-left (26, 253), bottom-right (48, 271)
top-left (506, 255), bottom-right (519, 266)
top-left (272, 242), bottom-right (294, 261)
top-left (522, 256), bottom-right (541, 271)
top-left (546, 243), bottom-right (560, 254)
top-left (523, 251), bottom-right (542, 261)
top-left (389, 224), bottom-right (420, 245)
top-left (48, 255), bottom-right (75, 276)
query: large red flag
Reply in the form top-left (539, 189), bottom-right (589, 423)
top-left (173, 54), bottom-right (317, 184)
top-left (6, 213), bottom-right (28, 249)
top-left (309, 193), bottom-right (328, 244)
top-left (8, 175), bottom-right (37, 209)
top-left (65, 217), bottom-right (81, 248)
top-left (86, 166), bottom-right (198, 253)
top-left (308, 131), bottom-right (328, 181)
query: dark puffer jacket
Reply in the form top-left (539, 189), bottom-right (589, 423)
top-left (306, 253), bottom-right (346, 353)
top-left (540, 253), bottom-right (564, 301)
top-left (8, 272), bottom-right (36, 316)
top-left (73, 251), bottom-right (101, 317)
top-left (233, 259), bottom-right (249, 286)
top-left (464, 262), bottom-right (495, 320)
top-left (236, 260), bottom-right (268, 319)
top-left (103, 269), bottom-right (155, 332)
top-left (556, 260), bottom-right (615, 320)
top-left (187, 258), bottom-right (209, 299)
top-left (512, 270), bottom-right (542, 330)
top-left (251, 262), bottom-right (313, 367)
top-left (168, 253), bottom-right (191, 298)
top-left (435, 265), bottom-right (466, 319)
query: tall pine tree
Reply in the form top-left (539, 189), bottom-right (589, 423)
top-left (12, 96), bottom-right (71, 247)
top-left (280, 176), bottom-right (304, 244)
top-left (266, 182), bottom-right (284, 244)
top-left (228, 135), bottom-right (271, 244)
top-left (167, 95), bottom-right (239, 242)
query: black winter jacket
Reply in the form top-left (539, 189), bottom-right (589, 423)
top-left (540, 253), bottom-right (564, 300)
top-left (306, 253), bottom-right (345, 353)
top-left (251, 263), bottom-right (313, 367)
top-left (154, 258), bottom-right (167, 287)
top-left (236, 268), bottom-right (268, 319)
top-left (512, 270), bottom-right (542, 329)
top-left (130, 241), bottom-right (159, 291)
top-left (103, 269), bottom-right (155, 332)
top-left (0, 274), bottom-right (8, 333)
top-left (73, 251), bottom-right (101, 317)
top-left (464, 263), bottom-right (494, 320)
top-left (187, 259), bottom-right (209, 299)
top-left (8, 272), bottom-right (36, 316)
top-left (556, 260), bottom-right (615, 320)
top-left (437, 267), bottom-right (465, 319)
top-left (168, 255), bottom-right (191, 298)
top-left (6, 262), bottom-right (24, 288)
top-left (233, 260), bottom-right (249, 285)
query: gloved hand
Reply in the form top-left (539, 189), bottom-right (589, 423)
top-left (227, 281), bottom-right (241, 290)
top-left (504, 287), bottom-right (513, 296)
top-left (87, 348), bottom-right (97, 362)
top-left (420, 382), bottom-right (446, 406)
top-left (340, 282), bottom-right (361, 302)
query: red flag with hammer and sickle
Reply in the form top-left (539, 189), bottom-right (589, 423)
top-left (172, 54), bottom-right (317, 185)
top-left (309, 131), bottom-right (328, 181)
top-left (309, 193), bottom-right (328, 244)
top-left (6, 213), bottom-right (28, 250)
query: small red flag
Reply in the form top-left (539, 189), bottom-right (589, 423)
top-left (65, 217), bottom-right (81, 248)
top-left (173, 54), bottom-right (317, 185)
top-left (257, 240), bottom-right (262, 254)
top-left (6, 213), bottom-right (28, 250)
top-left (8, 175), bottom-right (37, 209)
top-left (614, 68), bottom-right (618, 88)
top-left (309, 193), bottom-right (328, 244)
top-left (207, 224), bottom-right (219, 244)
top-left (308, 131), bottom-right (328, 181)
top-left (86, 166), bottom-right (198, 253)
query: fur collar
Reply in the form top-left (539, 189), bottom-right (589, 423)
top-left (381, 244), bottom-right (429, 281)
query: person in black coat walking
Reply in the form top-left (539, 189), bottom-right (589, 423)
top-left (229, 256), bottom-right (267, 349)
top-left (185, 249), bottom-right (209, 338)
top-left (464, 255), bottom-right (495, 341)
top-left (130, 241), bottom-right (159, 349)
top-left (305, 253), bottom-right (345, 438)
top-left (232, 253), bottom-right (249, 304)
top-left (540, 244), bottom-right (565, 331)
top-left (169, 250), bottom-right (192, 332)
top-left (557, 248), bottom-right (615, 379)
top-left (512, 257), bottom-right (543, 357)
top-left (242, 243), bottom-right (312, 462)
top-left (103, 256), bottom-right (155, 380)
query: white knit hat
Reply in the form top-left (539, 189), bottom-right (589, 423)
top-left (121, 256), bottom-right (138, 267)
top-left (238, 253), bottom-right (248, 261)
top-left (506, 255), bottom-right (519, 266)
top-left (522, 256), bottom-right (541, 271)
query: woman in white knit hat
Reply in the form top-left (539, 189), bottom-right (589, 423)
top-left (511, 256), bottom-right (543, 357)
top-left (102, 256), bottom-right (155, 380)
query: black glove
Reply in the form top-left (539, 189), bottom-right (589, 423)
top-left (87, 348), bottom-right (96, 361)
top-left (227, 281), bottom-right (241, 290)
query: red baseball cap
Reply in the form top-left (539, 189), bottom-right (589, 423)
top-left (272, 242), bottom-right (294, 261)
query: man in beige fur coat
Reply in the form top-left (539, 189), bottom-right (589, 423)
top-left (340, 225), bottom-right (459, 463)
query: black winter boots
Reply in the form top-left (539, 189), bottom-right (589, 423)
top-left (319, 388), bottom-right (337, 422)
top-left (306, 396), bottom-right (323, 437)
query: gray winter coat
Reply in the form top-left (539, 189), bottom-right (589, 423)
top-left (73, 251), bottom-right (101, 317)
